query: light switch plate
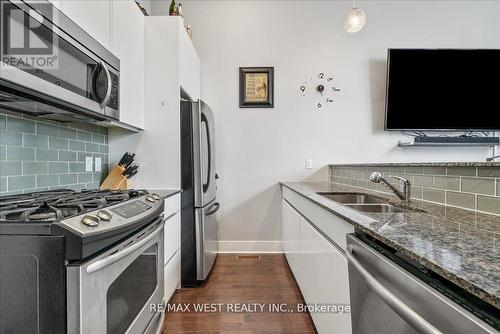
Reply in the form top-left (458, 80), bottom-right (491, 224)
top-left (85, 157), bottom-right (93, 172)
top-left (306, 159), bottom-right (313, 169)
top-left (95, 157), bottom-right (102, 172)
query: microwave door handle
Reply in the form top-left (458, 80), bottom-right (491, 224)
top-left (99, 60), bottom-right (112, 109)
top-left (345, 245), bottom-right (443, 334)
top-left (86, 223), bottom-right (163, 274)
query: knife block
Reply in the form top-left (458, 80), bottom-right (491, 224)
top-left (100, 165), bottom-right (131, 190)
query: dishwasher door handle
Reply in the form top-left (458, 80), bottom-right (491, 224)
top-left (346, 245), bottom-right (443, 334)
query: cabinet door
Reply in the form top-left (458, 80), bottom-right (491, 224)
top-left (282, 200), bottom-right (301, 276)
top-left (164, 194), bottom-right (181, 218)
top-left (60, 0), bottom-right (112, 49)
top-left (282, 187), bottom-right (354, 251)
top-left (300, 218), bottom-right (352, 334)
top-left (164, 212), bottom-right (180, 265)
top-left (48, 0), bottom-right (61, 9)
top-left (112, 0), bottom-right (145, 129)
top-left (179, 23), bottom-right (200, 100)
top-left (164, 250), bottom-right (181, 302)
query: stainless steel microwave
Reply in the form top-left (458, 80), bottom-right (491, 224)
top-left (0, 0), bottom-right (119, 122)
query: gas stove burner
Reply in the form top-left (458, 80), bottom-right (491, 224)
top-left (21, 203), bottom-right (64, 222)
top-left (0, 189), bottom-right (149, 223)
top-left (0, 189), bottom-right (76, 208)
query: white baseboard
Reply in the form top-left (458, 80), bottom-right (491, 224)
top-left (217, 241), bottom-right (283, 253)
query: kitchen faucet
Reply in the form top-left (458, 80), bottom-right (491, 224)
top-left (486, 155), bottom-right (500, 162)
top-left (369, 172), bottom-right (411, 203)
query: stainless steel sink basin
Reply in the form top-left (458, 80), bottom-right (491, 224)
top-left (345, 204), bottom-right (409, 214)
top-left (317, 192), bottom-right (388, 204)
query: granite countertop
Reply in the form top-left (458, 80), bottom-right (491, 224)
top-left (281, 182), bottom-right (500, 309)
top-left (329, 162), bottom-right (500, 167)
top-left (148, 189), bottom-right (181, 199)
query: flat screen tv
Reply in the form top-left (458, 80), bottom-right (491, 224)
top-left (385, 49), bottom-right (500, 131)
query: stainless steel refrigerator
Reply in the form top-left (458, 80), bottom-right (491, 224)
top-left (180, 99), bottom-right (219, 287)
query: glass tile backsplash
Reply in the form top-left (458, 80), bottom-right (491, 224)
top-left (0, 112), bottom-right (109, 195)
top-left (330, 164), bottom-right (500, 216)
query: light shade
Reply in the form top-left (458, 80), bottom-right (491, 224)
top-left (344, 8), bottom-right (366, 33)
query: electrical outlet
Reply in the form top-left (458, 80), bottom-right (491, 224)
top-left (85, 157), bottom-right (93, 172)
top-left (95, 157), bottom-right (102, 172)
top-left (306, 159), bottom-right (313, 169)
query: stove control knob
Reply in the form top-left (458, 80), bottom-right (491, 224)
top-left (146, 195), bottom-right (156, 203)
top-left (97, 210), bottom-right (112, 221)
top-left (151, 193), bottom-right (161, 201)
top-left (81, 215), bottom-right (99, 227)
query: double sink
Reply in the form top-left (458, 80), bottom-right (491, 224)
top-left (317, 192), bottom-right (411, 214)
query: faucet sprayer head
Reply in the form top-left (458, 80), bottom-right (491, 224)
top-left (369, 172), bottom-right (383, 183)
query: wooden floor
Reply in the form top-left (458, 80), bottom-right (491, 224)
top-left (163, 254), bottom-right (316, 334)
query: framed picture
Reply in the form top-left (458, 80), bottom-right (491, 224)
top-left (239, 67), bottom-right (274, 108)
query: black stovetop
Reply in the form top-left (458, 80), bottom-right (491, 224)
top-left (0, 189), bottom-right (148, 224)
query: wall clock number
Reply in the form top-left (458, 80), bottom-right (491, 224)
top-left (299, 72), bottom-right (340, 109)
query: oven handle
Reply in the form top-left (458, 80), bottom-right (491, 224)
top-left (346, 245), bottom-right (443, 334)
top-left (86, 223), bottom-right (163, 274)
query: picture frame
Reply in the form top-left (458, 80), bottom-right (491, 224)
top-left (239, 67), bottom-right (274, 108)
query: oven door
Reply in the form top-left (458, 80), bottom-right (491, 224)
top-left (67, 219), bottom-right (165, 334)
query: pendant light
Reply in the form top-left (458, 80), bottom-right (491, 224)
top-left (344, 0), bottom-right (366, 33)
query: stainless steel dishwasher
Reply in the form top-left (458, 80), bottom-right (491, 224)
top-left (346, 234), bottom-right (499, 334)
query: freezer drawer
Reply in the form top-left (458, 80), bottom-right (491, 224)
top-left (195, 201), bottom-right (219, 280)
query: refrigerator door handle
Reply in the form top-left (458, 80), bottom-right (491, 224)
top-left (346, 245), bottom-right (443, 334)
top-left (201, 112), bottom-right (211, 193)
top-left (205, 202), bottom-right (220, 216)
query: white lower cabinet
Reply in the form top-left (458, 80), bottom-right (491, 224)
top-left (164, 250), bottom-right (181, 303)
top-left (282, 192), bottom-right (353, 334)
top-left (164, 212), bottom-right (180, 265)
top-left (282, 200), bottom-right (300, 274)
top-left (164, 194), bottom-right (181, 302)
top-left (299, 217), bottom-right (352, 334)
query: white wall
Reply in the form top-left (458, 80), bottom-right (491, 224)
top-left (182, 0), bottom-right (500, 252)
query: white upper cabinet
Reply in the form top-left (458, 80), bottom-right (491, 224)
top-left (111, 0), bottom-right (145, 129)
top-left (47, 0), bottom-right (61, 9)
top-left (179, 21), bottom-right (200, 101)
top-left (59, 0), bottom-right (112, 49)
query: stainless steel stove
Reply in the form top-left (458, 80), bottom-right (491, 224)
top-left (0, 189), bottom-right (166, 334)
